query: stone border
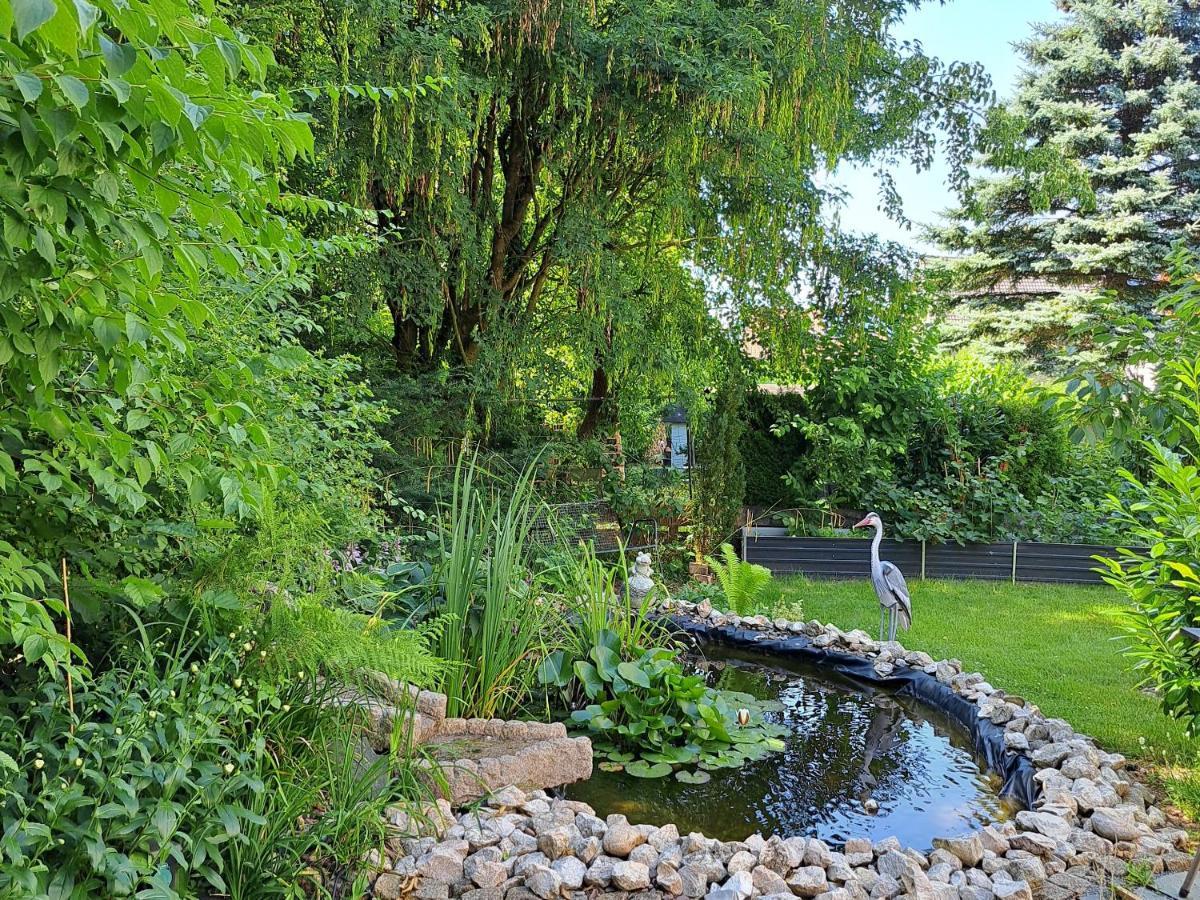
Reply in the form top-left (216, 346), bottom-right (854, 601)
top-left (367, 600), bottom-right (1194, 900)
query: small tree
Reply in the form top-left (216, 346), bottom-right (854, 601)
top-left (1099, 264), bottom-right (1200, 735)
top-left (690, 373), bottom-right (748, 562)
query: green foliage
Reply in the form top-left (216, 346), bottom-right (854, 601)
top-left (748, 319), bottom-right (1089, 542)
top-left (1068, 249), bottom-right (1200, 477)
top-left (0, 0), bottom-right (393, 678)
top-left (604, 467), bottom-right (688, 528)
top-left (690, 372), bottom-right (748, 559)
top-left (0, 616), bottom-right (404, 898)
top-left (544, 540), bottom-right (663, 666)
top-left (436, 454), bottom-right (548, 718)
top-left (706, 544), bottom-right (774, 617)
top-left (931, 0), bottom-right (1200, 374)
top-left (1099, 396), bottom-right (1200, 734)
top-left (542, 635), bottom-right (786, 779)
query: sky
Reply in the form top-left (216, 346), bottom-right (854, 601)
top-left (832, 0), bottom-right (1064, 251)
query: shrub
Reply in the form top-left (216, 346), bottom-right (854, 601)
top-left (1099, 264), bottom-right (1200, 736)
top-left (0, 615), bottom-right (407, 898)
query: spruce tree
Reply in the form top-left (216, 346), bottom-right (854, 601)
top-left (931, 0), bottom-right (1200, 375)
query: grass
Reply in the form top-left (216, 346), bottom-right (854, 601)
top-left (772, 576), bottom-right (1193, 764)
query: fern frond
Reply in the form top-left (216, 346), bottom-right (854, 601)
top-left (706, 543), bottom-right (773, 616)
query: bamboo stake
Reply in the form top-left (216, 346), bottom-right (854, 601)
top-left (61, 557), bottom-right (75, 731)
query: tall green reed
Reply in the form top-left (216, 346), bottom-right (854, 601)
top-left (436, 454), bottom-right (549, 718)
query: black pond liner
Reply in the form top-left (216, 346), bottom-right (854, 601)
top-left (670, 617), bottom-right (1040, 813)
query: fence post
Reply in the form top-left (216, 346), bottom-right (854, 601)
top-left (920, 540), bottom-right (926, 581)
top-left (1011, 542), bottom-right (1018, 584)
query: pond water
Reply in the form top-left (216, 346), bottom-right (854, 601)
top-left (565, 646), bottom-right (1014, 848)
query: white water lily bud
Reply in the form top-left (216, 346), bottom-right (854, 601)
top-left (736, 708), bottom-right (750, 726)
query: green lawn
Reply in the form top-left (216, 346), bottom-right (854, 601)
top-left (771, 577), bottom-right (1193, 764)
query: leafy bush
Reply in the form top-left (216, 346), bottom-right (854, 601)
top-left (604, 467), bottom-right (689, 526)
top-left (539, 632), bottom-right (786, 779)
top-left (544, 541), bottom-right (664, 664)
top-left (0, 616), bottom-right (407, 898)
top-left (706, 544), bottom-right (774, 616)
top-left (1099, 373), bottom-right (1200, 734)
top-left (1098, 263), bottom-right (1200, 737)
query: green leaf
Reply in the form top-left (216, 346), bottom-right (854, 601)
top-left (625, 760), bottom-right (672, 779)
top-left (674, 769), bottom-right (711, 784)
top-left (617, 660), bottom-right (652, 689)
top-left (12, 0), bottom-right (56, 42)
top-left (55, 74), bottom-right (89, 108)
top-left (99, 34), bottom-right (135, 75)
top-left (126, 409), bottom-right (151, 431)
top-left (14, 72), bottom-right (43, 102)
top-left (33, 226), bottom-right (55, 264)
top-left (537, 650), bottom-right (570, 687)
top-left (152, 806), bottom-right (177, 841)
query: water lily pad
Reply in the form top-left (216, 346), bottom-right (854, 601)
top-left (606, 750), bottom-right (635, 763)
top-left (598, 761), bottom-right (625, 772)
top-left (675, 769), bottom-right (712, 784)
top-left (625, 760), bottom-right (672, 778)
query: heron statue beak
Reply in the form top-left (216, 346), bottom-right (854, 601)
top-left (853, 516), bottom-right (871, 529)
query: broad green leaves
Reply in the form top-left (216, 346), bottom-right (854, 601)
top-left (0, 0), bottom-right (327, 679)
top-left (11, 0), bottom-right (56, 43)
top-left (554, 643), bottom-right (787, 778)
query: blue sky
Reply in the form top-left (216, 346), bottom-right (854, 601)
top-left (832, 0), bottom-right (1064, 250)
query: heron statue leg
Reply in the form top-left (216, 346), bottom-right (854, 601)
top-left (879, 608), bottom-right (886, 643)
top-left (888, 609), bottom-right (898, 643)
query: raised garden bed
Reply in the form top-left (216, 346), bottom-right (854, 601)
top-left (742, 530), bottom-right (1120, 585)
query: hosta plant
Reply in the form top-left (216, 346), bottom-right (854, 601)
top-left (538, 631), bottom-right (785, 779)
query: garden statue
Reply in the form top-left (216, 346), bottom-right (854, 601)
top-left (853, 512), bottom-right (912, 643)
top-left (628, 552), bottom-right (656, 601)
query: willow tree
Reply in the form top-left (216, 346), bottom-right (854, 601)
top-left (239, 0), bottom-right (989, 442)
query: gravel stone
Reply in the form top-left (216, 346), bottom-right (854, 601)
top-left (613, 860), bottom-right (652, 891)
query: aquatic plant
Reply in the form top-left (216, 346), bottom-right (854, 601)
top-left (538, 631), bottom-right (785, 778)
top-left (436, 454), bottom-right (549, 718)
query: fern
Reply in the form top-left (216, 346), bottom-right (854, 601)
top-left (262, 596), bottom-right (448, 690)
top-left (706, 543), bottom-right (773, 616)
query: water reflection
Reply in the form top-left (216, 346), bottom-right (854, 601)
top-left (566, 647), bottom-right (1014, 848)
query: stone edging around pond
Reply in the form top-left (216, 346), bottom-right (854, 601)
top-left (367, 601), bottom-right (1194, 900)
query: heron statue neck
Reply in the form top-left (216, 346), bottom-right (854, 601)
top-left (869, 519), bottom-right (883, 569)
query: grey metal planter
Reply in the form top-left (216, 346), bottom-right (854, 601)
top-left (740, 529), bottom-right (1119, 585)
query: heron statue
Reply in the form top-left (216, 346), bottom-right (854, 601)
top-left (853, 512), bottom-right (912, 643)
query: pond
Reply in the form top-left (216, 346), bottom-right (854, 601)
top-left (565, 646), bottom-right (1015, 848)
